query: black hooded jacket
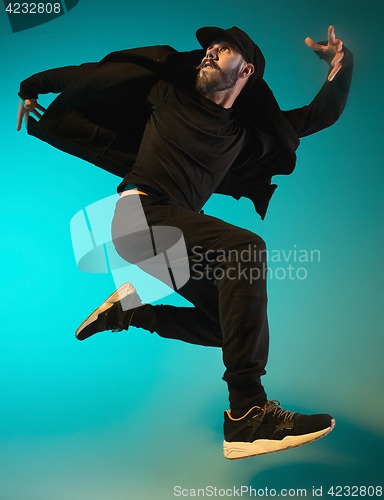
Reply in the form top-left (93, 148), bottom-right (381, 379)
top-left (19, 43), bottom-right (353, 218)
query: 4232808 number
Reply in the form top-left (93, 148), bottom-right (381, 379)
top-left (5, 3), bottom-right (61, 14)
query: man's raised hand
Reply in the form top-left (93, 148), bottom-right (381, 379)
top-left (305, 25), bottom-right (344, 82)
top-left (17, 98), bottom-right (46, 131)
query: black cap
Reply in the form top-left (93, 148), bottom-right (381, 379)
top-left (196, 26), bottom-right (265, 81)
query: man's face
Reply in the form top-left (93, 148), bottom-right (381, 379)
top-left (196, 39), bottom-right (246, 96)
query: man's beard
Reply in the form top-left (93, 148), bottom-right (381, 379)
top-left (195, 60), bottom-right (242, 95)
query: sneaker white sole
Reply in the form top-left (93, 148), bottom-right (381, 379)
top-left (223, 418), bottom-right (336, 460)
top-left (75, 282), bottom-right (137, 339)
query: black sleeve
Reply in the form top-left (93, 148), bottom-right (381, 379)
top-left (18, 63), bottom-right (97, 100)
top-left (282, 44), bottom-right (353, 138)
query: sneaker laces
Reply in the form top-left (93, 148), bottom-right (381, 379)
top-left (263, 400), bottom-right (296, 421)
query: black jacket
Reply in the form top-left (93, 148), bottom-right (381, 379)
top-left (19, 44), bottom-right (353, 218)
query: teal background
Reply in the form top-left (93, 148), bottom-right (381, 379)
top-left (1, 1), bottom-right (383, 498)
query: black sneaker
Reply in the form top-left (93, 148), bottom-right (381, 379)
top-left (223, 400), bottom-right (335, 459)
top-left (75, 282), bottom-right (142, 341)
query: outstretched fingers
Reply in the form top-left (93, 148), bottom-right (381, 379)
top-left (16, 98), bottom-right (46, 131)
top-left (17, 98), bottom-right (27, 131)
top-left (329, 37), bottom-right (344, 81)
top-left (305, 37), bottom-right (324, 51)
top-left (328, 25), bottom-right (336, 46)
top-left (305, 25), bottom-right (345, 82)
top-left (331, 39), bottom-right (344, 66)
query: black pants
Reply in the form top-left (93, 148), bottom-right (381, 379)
top-left (111, 191), bottom-right (269, 412)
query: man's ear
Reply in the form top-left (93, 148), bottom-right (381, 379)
top-left (240, 63), bottom-right (254, 79)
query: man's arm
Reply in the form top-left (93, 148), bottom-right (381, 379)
top-left (283, 26), bottom-right (353, 138)
top-left (17, 63), bottom-right (96, 131)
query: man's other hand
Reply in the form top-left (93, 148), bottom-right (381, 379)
top-left (305, 25), bottom-right (344, 81)
top-left (17, 98), bottom-right (46, 131)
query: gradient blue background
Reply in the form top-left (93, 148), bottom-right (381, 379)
top-left (1, 1), bottom-right (383, 499)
